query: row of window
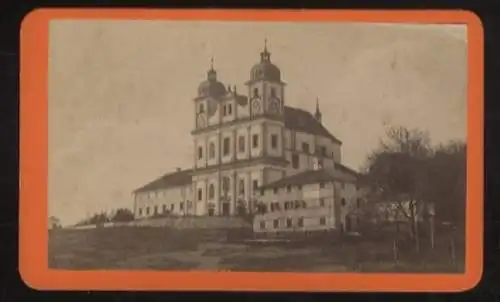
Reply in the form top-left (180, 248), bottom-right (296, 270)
top-left (259, 217), bottom-right (327, 229)
top-left (259, 198), bottom-right (333, 213)
top-left (198, 179), bottom-right (260, 201)
top-left (138, 202), bottom-right (189, 216)
top-left (258, 197), bottom-right (360, 215)
top-left (198, 134), bottom-right (281, 160)
top-left (268, 182), bottom-right (350, 195)
top-left (198, 84), bottom-right (278, 114)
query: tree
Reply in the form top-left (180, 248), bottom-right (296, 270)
top-left (362, 125), bottom-right (467, 252)
top-left (362, 126), bottom-right (432, 252)
top-left (111, 208), bottom-right (135, 222)
top-left (423, 141), bottom-right (466, 229)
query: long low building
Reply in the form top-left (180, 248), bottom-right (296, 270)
top-left (252, 164), bottom-right (363, 236)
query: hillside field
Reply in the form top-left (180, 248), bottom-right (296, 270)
top-left (49, 226), bottom-right (464, 272)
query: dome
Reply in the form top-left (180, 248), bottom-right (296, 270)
top-left (197, 66), bottom-right (226, 98)
top-left (197, 79), bottom-right (226, 98)
top-left (249, 46), bottom-right (281, 82)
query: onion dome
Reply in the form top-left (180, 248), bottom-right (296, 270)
top-left (197, 57), bottom-right (226, 98)
top-left (249, 39), bottom-right (281, 82)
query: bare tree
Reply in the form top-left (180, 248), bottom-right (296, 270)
top-left (363, 126), bottom-right (432, 252)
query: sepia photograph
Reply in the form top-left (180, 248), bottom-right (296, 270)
top-left (47, 19), bottom-right (468, 273)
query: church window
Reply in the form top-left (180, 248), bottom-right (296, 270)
top-left (271, 134), bottom-right (278, 149)
top-left (180, 202), bottom-right (184, 211)
top-left (227, 104), bottom-right (232, 115)
top-left (198, 146), bottom-right (203, 159)
top-left (273, 219), bottom-right (279, 228)
top-left (253, 88), bottom-right (259, 97)
top-left (238, 136), bottom-right (245, 153)
top-left (319, 182), bottom-right (325, 189)
top-left (319, 198), bottom-right (325, 207)
top-left (321, 146), bottom-right (327, 157)
top-left (286, 218), bottom-right (292, 228)
top-left (292, 154), bottom-right (299, 169)
top-left (319, 217), bottom-right (326, 225)
top-left (138, 208), bottom-right (142, 216)
top-left (341, 198), bottom-right (346, 207)
top-left (222, 177), bottom-right (230, 194)
top-left (199, 103), bottom-right (205, 113)
top-left (162, 204), bottom-right (167, 213)
top-left (252, 134), bottom-right (259, 148)
top-left (223, 105), bottom-right (227, 116)
top-left (209, 143), bottom-right (215, 159)
top-left (208, 184), bottom-right (215, 199)
top-left (198, 189), bottom-right (203, 201)
top-left (146, 207), bottom-right (150, 215)
top-left (252, 180), bottom-right (259, 192)
top-left (171, 204), bottom-right (174, 211)
top-left (302, 142), bottom-right (310, 153)
top-left (298, 217), bottom-right (304, 227)
top-left (260, 221), bottom-right (265, 229)
top-left (223, 137), bottom-right (230, 156)
top-left (239, 179), bottom-right (245, 195)
top-left (270, 87), bottom-right (276, 97)
top-left (154, 205), bottom-right (158, 215)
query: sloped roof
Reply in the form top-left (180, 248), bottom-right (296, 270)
top-left (284, 106), bottom-right (342, 144)
top-left (334, 162), bottom-right (360, 178)
top-left (260, 167), bottom-right (358, 190)
top-left (133, 169), bottom-right (193, 193)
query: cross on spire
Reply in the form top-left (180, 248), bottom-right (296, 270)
top-left (260, 38), bottom-right (271, 62)
top-left (210, 56), bottom-right (214, 70)
top-left (314, 97), bottom-right (322, 123)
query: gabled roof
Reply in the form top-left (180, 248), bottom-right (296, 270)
top-left (284, 106), bottom-right (342, 144)
top-left (133, 169), bottom-right (193, 193)
top-left (260, 167), bottom-right (358, 190)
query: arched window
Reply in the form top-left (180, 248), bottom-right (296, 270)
top-left (341, 198), bottom-right (346, 207)
top-left (222, 176), bottom-right (230, 194)
top-left (208, 184), bottom-right (215, 199)
top-left (209, 143), bottom-right (215, 159)
top-left (239, 179), bottom-right (245, 195)
top-left (253, 88), bottom-right (259, 97)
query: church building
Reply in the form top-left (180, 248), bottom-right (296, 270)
top-left (132, 42), bottom-right (356, 219)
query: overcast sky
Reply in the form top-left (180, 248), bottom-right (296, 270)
top-left (48, 20), bottom-right (467, 226)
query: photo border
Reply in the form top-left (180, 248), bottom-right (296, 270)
top-left (19, 8), bottom-right (484, 292)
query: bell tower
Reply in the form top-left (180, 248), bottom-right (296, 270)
top-left (245, 39), bottom-right (286, 118)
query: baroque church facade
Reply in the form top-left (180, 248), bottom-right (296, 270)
top-left (132, 44), bottom-right (348, 219)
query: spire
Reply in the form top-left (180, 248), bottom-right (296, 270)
top-left (260, 37), bottom-right (271, 62)
top-left (314, 97), bottom-right (322, 123)
top-left (207, 56), bottom-right (217, 81)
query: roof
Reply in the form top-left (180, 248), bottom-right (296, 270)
top-left (260, 167), bottom-right (358, 190)
top-left (334, 162), bottom-right (360, 178)
top-left (284, 106), bottom-right (342, 144)
top-left (133, 169), bottom-right (193, 193)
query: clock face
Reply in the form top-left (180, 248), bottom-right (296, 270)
top-left (251, 98), bottom-right (262, 114)
top-left (197, 114), bottom-right (206, 127)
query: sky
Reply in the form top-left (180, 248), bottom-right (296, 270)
top-left (48, 20), bottom-right (467, 226)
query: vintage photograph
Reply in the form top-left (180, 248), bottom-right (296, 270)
top-left (48, 20), bottom-right (467, 272)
